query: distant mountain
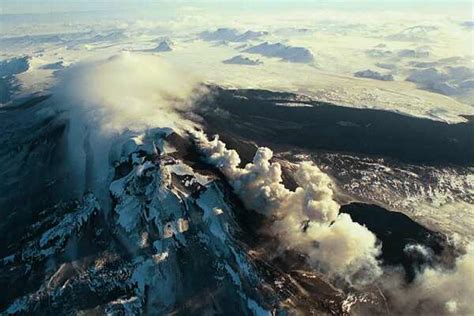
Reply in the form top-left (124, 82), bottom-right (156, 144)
top-left (386, 25), bottom-right (439, 41)
top-left (365, 48), bottom-right (393, 58)
top-left (40, 61), bottom-right (66, 70)
top-left (235, 30), bottom-right (267, 41)
top-left (0, 56), bottom-right (30, 77)
top-left (354, 69), bottom-right (394, 81)
top-left (222, 55), bottom-right (262, 65)
top-left (376, 63), bottom-right (397, 70)
top-left (406, 68), bottom-right (446, 84)
top-left (0, 56), bottom-right (29, 103)
top-left (461, 21), bottom-right (474, 29)
top-left (199, 28), bottom-right (266, 42)
top-left (90, 30), bottom-right (127, 43)
top-left (0, 35), bottom-right (64, 49)
top-left (150, 39), bottom-right (173, 52)
top-left (397, 49), bottom-right (429, 58)
top-left (136, 40), bottom-right (174, 53)
top-left (406, 66), bottom-right (474, 96)
top-left (244, 42), bottom-right (314, 63)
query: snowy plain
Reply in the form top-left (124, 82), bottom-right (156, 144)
top-left (1, 2), bottom-right (473, 122)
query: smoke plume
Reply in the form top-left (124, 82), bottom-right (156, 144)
top-left (192, 132), bottom-right (382, 284)
top-left (384, 242), bottom-right (474, 315)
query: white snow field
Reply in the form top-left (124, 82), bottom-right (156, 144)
top-left (1, 2), bottom-right (473, 122)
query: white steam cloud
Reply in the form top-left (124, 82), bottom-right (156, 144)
top-left (385, 242), bottom-right (474, 315)
top-left (54, 52), bottom-right (202, 134)
top-left (192, 132), bottom-right (382, 284)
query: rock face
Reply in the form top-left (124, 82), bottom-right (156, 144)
top-left (354, 69), bottom-right (394, 81)
top-left (222, 55), bottom-right (262, 65)
top-left (244, 42), bottom-right (314, 63)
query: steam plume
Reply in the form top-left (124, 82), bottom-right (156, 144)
top-left (192, 131), bottom-right (382, 284)
top-left (54, 52), bottom-right (202, 134)
top-left (384, 242), bottom-right (474, 315)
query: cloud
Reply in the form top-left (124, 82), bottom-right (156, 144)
top-left (53, 52), bottom-right (202, 134)
top-left (192, 131), bottom-right (381, 285)
top-left (384, 242), bottom-right (474, 315)
top-left (416, 243), bottom-right (474, 313)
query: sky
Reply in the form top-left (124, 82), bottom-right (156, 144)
top-left (0, 0), bottom-right (472, 15)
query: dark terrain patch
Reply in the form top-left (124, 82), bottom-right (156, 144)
top-left (197, 87), bottom-right (473, 166)
top-left (341, 203), bottom-right (456, 281)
